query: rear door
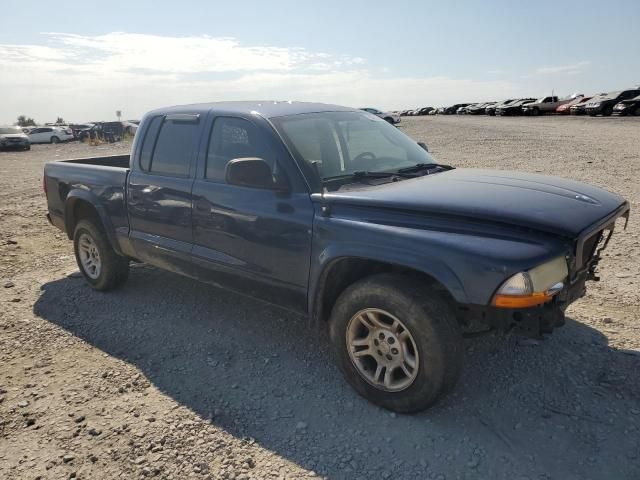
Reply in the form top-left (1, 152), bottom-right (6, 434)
top-left (190, 113), bottom-right (314, 312)
top-left (127, 113), bottom-right (203, 276)
top-left (29, 127), bottom-right (51, 143)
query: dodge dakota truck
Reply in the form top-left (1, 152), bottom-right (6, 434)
top-left (44, 101), bottom-right (630, 412)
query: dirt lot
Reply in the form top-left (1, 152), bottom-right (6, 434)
top-left (1, 115), bottom-right (639, 480)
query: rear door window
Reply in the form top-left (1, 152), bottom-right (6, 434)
top-left (146, 115), bottom-right (200, 177)
top-left (139, 116), bottom-right (162, 172)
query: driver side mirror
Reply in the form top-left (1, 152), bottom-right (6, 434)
top-left (418, 141), bottom-right (429, 152)
top-left (225, 157), bottom-right (288, 191)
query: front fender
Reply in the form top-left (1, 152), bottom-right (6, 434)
top-left (309, 208), bottom-right (570, 314)
top-left (308, 215), bottom-right (470, 319)
top-left (312, 243), bottom-right (468, 306)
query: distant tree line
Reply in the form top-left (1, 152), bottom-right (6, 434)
top-left (16, 115), bottom-right (65, 126)
top-left (17, 115), bottom-right (36, 127)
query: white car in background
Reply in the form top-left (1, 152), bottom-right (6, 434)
top-left (28, 126), bottom-right (74, 144)
top-left (359, 107), bottom-right (401, 124)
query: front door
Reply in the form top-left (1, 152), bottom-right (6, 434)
top-left (190, 114), bottom-right (314, 312)
top-left (127, 113), bottom-right (202, 276)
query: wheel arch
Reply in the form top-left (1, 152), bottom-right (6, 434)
top-left (64, 191), bottom-right (123, 255)
top-left (310, 255), bottom-right (467, 325)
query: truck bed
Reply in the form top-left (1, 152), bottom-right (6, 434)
top-left (44, 154), bottom-right (131, 240)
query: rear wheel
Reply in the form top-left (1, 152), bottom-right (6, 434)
top-left (73, 219), bottom-right (129, 291)
top-left (329, 274), bottom-right (464, 413)
top-left (50, 136), bottom-right (60, 144)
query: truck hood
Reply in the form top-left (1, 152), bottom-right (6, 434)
top-left (322, 169), bottom-right (627, 237)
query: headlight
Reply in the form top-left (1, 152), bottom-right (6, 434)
top-left (591, 102), bottom-right (601, 107)
top-left (492, 256), bottom-right (568, 308)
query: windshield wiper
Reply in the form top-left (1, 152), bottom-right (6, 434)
top-left (322, 170), bottom-right (416, 183)
top-left (397, 163), bottom-right (454, 174)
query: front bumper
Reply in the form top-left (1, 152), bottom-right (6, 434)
top-left (0, 140), bottom-right (30, 149)
top-left (461, 274), bottom-right (587, 338)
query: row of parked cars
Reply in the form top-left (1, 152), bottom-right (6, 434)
top-left (400, 86), bottom-right (640, 118)
top-left (0, 121), bottom-right (140, 151)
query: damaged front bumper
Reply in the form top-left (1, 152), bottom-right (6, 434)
top-left (461, 273), bottom-right (588, 338)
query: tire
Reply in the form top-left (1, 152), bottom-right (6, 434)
top-left (531, 108), bottom-right (540, 116)
top-left (329, 273), bottom-right (464, 413)
top-left (633, 107), bottom-right (640, 116)
top-left (24, 145), bottom-right (31, 151)
top-left (50, 136), bottom-right (60, 144)
top-left (73, 219), bottom-right (129, 291)
top-left (602, 106), bottom-right (613, 117)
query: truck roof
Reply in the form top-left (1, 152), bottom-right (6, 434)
top-left (146, 101), bottom-right (355, 119)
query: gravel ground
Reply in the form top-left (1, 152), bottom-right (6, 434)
top-left (1, 115), bottom-right (639, 480)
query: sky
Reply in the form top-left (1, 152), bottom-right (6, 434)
top-left (1, 0), bottom-right (638, 124)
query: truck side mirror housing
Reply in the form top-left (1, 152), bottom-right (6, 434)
top-left (418, 141), bottom-right (429, 152)
top-left (225, 157), bottom-right (288, 191)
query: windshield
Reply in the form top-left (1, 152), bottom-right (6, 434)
top-left (272, 111), bottom-right (434, 179)
top-left (0, 127), bottom-right (22, 134)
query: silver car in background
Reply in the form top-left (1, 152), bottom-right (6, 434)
top-left (0, 126), bottom-right (31, 151)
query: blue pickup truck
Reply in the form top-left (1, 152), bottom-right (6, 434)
top-left (44, 101), bottom-right (630, 412)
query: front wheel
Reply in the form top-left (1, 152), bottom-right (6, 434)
top-left (73, 219), bottom-right (129, 291)
top-left (329, 274), bottom-right (464, 413)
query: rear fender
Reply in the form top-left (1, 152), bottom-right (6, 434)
top-left (64, 189), bottom-right (123, 256)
